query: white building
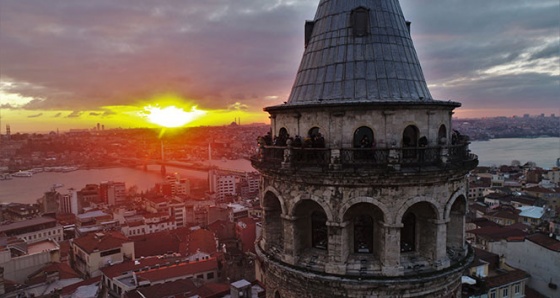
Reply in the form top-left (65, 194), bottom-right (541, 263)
top-left (488, 233), bottom-right (560, 298)
top-left (0, 217), bottom-right (63, 244)
top-left (209, 170), bottom-right (237, 201)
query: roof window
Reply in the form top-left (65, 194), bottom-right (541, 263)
top-left (351, 7), bottom-right (370, 37)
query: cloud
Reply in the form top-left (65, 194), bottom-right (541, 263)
top-left (53, 112), bottom-right (62, 118)
top-left (67, 111), bottom-right (82, 118)
top-left (89, 112), bottom-right (101, 116)
top-left (228, 102), bottom-right (249, 111)
top-left (0, 0), bottom-right (557, 118)
top-left (27, 113), bottom-right (43, 118)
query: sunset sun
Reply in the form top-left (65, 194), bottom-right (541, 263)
top-left (141, 105), bottom-right (206, 128)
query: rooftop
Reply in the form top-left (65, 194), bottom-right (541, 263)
top-left (135, 258), bottom-right (218, 283)
top-left (0, 216), bottom-right (57, 234)
top-left (283, 0), bottom-right (434, 107)
top-left (73, 231), bottom-right (130, 254)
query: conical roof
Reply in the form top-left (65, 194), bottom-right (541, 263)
top-left (286, 0), bottom-right (433, 106)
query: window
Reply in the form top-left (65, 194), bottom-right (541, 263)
top-left (311, 211), bottom-right (328, 249)
top-left (502, 287), bottom-right (509, 298)
top-left (489, 290), bottom-right (496, 298)
top-left (354, 215), bottom-right (373, 253)
top-left (207, 272), bottom-right (214, 279)
top-left (100, 248), bottom-right (121, 257)
top-left (351, 7), bottom-right (370, 37)
top-left (514, 283), bottom-right (520, 294)
top-left (401, 213), bottom-right (416, 252)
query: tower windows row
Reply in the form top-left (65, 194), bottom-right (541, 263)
top-left (274, 124), bottom-right (448, 148)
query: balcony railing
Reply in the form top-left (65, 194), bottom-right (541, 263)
top-left (252, 144), bottom-right (477, 172)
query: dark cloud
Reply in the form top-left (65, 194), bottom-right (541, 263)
top-left (0, 0), bottom-right (557, 116)
top-left (102, 110), bottom-right (116, 116)
top-left (66, 111), bottom-right (82, 118)
top-left (27, 113), bottom-right (43, 118)
top-left (53, 112), bottom-right (62, 118)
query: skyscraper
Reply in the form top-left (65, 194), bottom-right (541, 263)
top-left (251, 0), bottom-right (478, 297)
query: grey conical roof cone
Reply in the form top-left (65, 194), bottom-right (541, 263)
top-left (286, 0), bottom-right (433, 105)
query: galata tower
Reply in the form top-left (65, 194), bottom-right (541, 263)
top-left (251, 0), bottom-right (478, 297)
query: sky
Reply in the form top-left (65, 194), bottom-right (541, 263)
top-left (0, 0), bottom-right (558, 133)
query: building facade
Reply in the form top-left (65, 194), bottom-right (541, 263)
top-left (251, 1), bottom-right (478, 297)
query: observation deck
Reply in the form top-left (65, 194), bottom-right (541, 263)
top-left (251, 143), bottom-right (478, 174)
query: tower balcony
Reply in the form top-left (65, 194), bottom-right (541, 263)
top-left (251, 143), bottom-right (478, 173)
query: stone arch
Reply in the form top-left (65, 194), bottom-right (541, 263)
top-left (395, 196), bottom-right (443, 223)
top-left (292, 199), bottom-right (330, 252)
top-left (399, 201), bottom-right (440, 261)
top-left (444, 189), bottom-right (467, 220)
top-left (290, 194), bottom-right (334, 222)
top-left (262, 190), bottom-right (285, 252)
top-left (339, 197), bottom-right (390, 224)
top-left (342, 202), bottom-right (385, 258)
top-left (262, 187), bottom-right (287, 215)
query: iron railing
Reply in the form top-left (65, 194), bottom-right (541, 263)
top-left (253, 143), bottom-right (477, 171)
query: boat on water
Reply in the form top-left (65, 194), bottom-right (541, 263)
top-left (0, 173), bottom-right (12, 180)
top-left (12, 170), bottom-right (33, 177)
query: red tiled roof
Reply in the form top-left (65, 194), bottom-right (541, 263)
top-left (131, 228), bottom-right (191, 257)
top-left (469, 217), bottom-right (502, 228)
top-left (73, 231), bottom-right (130, 254)
top-left (60, 276), bottom-right (101, 296)
top-left (135, 258), bottom-right (218, 283)
top-left (525, 186), bottom-right (557, 194)
top-left (26, 262), bottom-right (80, 285)
top-left (485, 269), bottom-right (529, 289)
top-left (124, 279), bottom-right (229, 298)
top-left (467, 225), bottom-right (527, 242)
top-left (186, 229), bottom-right (217, 255)
top-left (101, 256), bottom-right (182, 279)
top-left (526, 233), bottom-right (560, 252)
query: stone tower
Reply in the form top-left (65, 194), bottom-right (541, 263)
top-left (251, 0), bottom-right (478, 297)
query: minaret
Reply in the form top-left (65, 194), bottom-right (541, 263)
top-left (252, 0), bottom-right (478, 297)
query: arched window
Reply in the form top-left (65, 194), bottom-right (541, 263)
top-left (275, 291), bottom-right (282, 298)
top-left (401, 213), bottom-right (415, 252)
top-left (354, 215), bottom-right (373, 253)
top-left (351, 7), bottom-right (370, 37)
top-left (353, 126), bottom-right (374, 148)
top-left (438, 125), bottom-right (447, 145)
top-left (307, 127), bottom-right (324, 148)
top-left (276, 128), bottom-right (288, 146)
top-left (311, 211), bottom-right (328, 250)
top-left (308, 127), bottom-right (320, 138)
top-left (402, 125), bottom-right (419, 158)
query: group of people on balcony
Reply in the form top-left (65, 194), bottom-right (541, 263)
top-left (259, 130), bottom-right (326, 149)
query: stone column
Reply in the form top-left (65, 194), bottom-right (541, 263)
top-left (432, 219), bottom-right (450, 269)
top-left (448, 210), bottom-right (465, 250)
top-left (325, 221), bottom-right (348, 275)
top-left (281, 214), bottom-right (298, 264)
top-left (380, 223), bottom-right (403, 276)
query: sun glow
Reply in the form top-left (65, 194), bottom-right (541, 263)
top-left (141, 105), bottom-right (207, 128)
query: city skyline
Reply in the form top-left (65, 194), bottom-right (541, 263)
top-left (1, 0), bottom-right (559, 133)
